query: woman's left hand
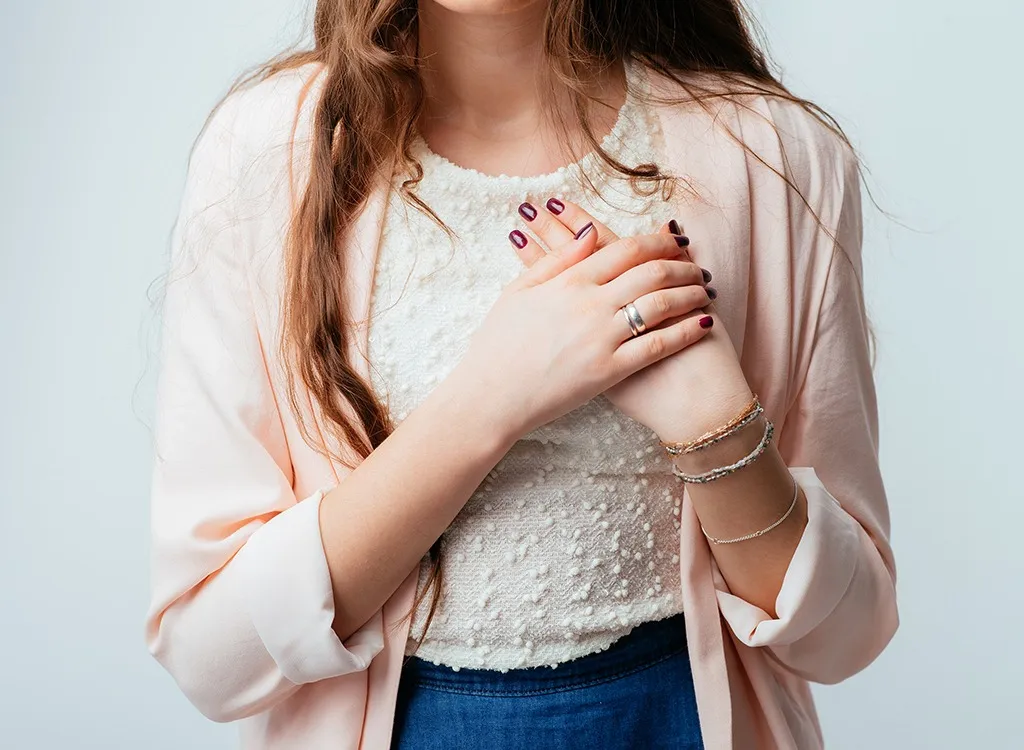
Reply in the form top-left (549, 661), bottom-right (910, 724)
top-left (511, 198), bottom-right (754, 443)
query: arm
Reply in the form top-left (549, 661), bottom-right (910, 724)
top-left (671, 136), bottom-right (897, 684)
top-left (147, 94), bottom-right (705, 719)
top-left (146, 100), bottom-right (515, 721)
top-left (319, 367), bottom-right (516, 641)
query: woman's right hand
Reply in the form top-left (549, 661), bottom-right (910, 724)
top-left (454, 228), bottom-right (714, 441)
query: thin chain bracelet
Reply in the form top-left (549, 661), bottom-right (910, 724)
top-left (671, 419), bottom-right (775, 484)
top-left (701, 478), bottom-right (800, 545)
top-left (661, 395), bottom-right (761, 456)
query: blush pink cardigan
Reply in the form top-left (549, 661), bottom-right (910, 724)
top-left (146, 64), bottom-right (898, 749)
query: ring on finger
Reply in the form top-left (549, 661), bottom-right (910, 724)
top-left (622, 301), bottom-right (647, 337)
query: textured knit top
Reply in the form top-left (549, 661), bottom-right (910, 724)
top-left (365, 62), bottom-right (686, 671)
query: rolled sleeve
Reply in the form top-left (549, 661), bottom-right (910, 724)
top-left (234, 489), bottom-right (385, 684)
top-left (145, 90), bottom-right (383, 722)
top-left (717, 468), bottom-right (860, 647)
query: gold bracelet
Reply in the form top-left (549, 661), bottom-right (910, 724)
top-left (660, 395), bottom-right (761, 456)
top-left (700, 478), bottom-right (800, 545)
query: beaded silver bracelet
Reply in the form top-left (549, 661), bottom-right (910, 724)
top-left (670, 419), bottom-right (775, 484)
top-left (701, 477), bottom-right (800, 545)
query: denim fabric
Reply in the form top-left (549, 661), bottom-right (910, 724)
top-left (391, 613), bottom-right (703, 749)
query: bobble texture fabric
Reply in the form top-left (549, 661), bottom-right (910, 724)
top-left (366, 63), bottom-right (687, 671)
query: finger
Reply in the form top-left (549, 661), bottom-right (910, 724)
top-left (510, 224), bottom-right (599, 287)
top-left (543, 197), bottom-right (618, 249)
top-left (666, 218), bottom-right (686, 237)
top-left (603, 259), bottom-right (706, 306)
top-left (518, 201), bottom-right (577, 254)
top-left (613, 311), bottom-right (715, 374)
top-left (570, 232), bottom-right (689, 286)
top-left (508, 228), bottom-right (546, 267)
top-left (613, 285), bottom-right (712, 343)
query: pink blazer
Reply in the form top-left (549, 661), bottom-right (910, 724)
top-left (146, 65), bottom-right (898, 749)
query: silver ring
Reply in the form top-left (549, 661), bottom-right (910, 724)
top-left (622, 302), bottom-right (647, 337)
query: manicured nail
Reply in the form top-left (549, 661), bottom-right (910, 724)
top-left (574, 221), bottom-right (594, 240)
top-left (674, 235), bottom-right (690, 247)
top-left (699, 315), bottom-right (714, 329)
top-left (518, 202), bottom-right (537, 221)
top-left (701, 268), bottom-right (712, 284)
top-left (668, 219), bottom-right (681, 235)
top-left (546, 198), bottom-right (565, 215)
top-left (707, 286), bottom-right (718, 300)
top-left (509, 230), bottom-right (528, 249)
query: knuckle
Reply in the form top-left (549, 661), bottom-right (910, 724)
top-left (644, 332), bottom-right (667, 359)
top-left (646, 260), bottom-right (672, 285)
top-left (652, 290), bottom-right (673, 316)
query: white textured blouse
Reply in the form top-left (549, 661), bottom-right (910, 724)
top-left (366, 63), bottom-right (686, 671)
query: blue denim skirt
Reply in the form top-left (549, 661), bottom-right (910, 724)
top-left (390, 613), bottom-right (703, 749)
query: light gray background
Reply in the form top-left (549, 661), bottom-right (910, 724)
top-left (1, 1), bottom-right (1020, 748)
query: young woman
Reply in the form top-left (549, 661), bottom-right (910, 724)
top-left (145, 1), bottom-right (898, 748)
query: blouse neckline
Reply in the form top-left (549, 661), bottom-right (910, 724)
top-left (409, 59), bottom-right (646, 192)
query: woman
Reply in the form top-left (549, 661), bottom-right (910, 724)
top-left (145, 1), bottom-right (898, 748)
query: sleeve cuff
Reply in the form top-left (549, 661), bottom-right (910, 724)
top-left (717, 467), bottom-right (861, 647)
top-left (232, 489), bottom-right (385, 684)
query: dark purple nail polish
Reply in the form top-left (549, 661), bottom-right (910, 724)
top-left (699, 315), bottom-right (714, 329)
top-left (707, 286), bottom-right (718, 300)
top-left (546, 198), bottom-right (565, 215)
top-left (674, 235), bottom-right (690, 247)
top-left (509, 230), bottom-right (528, 249)
top-left (574, 221), bottom-right (594, 241)
top-left (518, 202), bottom-right (537, 221)
top-left (668, 219), bottom-right (681, 235)
top-left (701, 268), bottom-right (712, 284)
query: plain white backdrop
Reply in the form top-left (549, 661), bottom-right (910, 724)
top-left (1, 1), bottom-right (1020, 747)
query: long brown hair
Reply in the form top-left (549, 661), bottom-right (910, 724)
top-left (222, 0), bottom-right (857, 642)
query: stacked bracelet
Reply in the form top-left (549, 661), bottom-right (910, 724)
top-left (671, 419), bottom-right (775, 484)
top-left (661, 395), bottom-right (762, 456)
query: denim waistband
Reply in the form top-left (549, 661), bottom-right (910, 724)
top-left (400, 613), bottom-right (688, 696)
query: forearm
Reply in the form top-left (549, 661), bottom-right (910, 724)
top-left (319, 364), bottom-right (519, 640)
top-left (668, 395), bottom-right (808, 618)
top-left (659, 372), bottom-right (811, 618)
top-left (319, 362), bottom-right (520, 639)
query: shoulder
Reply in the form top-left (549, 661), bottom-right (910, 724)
top-left (645, 67), bottom-right (858, 203)
top-left (191, 62), bottom-right (327, 184)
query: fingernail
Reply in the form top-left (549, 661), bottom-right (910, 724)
top-left (509, 230), bottom-right (528, 249)
top-left (668, 219), bottom-right (681, 235)
top-left (699, 316), bottom-right (714, 329)
top-left (701, 268), bottom-right (712, 284)
top-left (707, 286), bottom-right (718, 300)
top-left (546, 198), bottom-right (565, 215)
top-left (674, 235), bottom-right (690, 247)
top-left (518, 202), bottom-right (537, 221)
top-left (574, 221), bottom-right (594, 240)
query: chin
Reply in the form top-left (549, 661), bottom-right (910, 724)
top-left (425, 0), bottom-right (544, 14)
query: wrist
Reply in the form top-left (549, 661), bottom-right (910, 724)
top-left (433, 361), bottom-right (524, 458)
top-left (656, 381), bottom-right (755, 446)
top-left (670, 411), bottom-right (768, 475)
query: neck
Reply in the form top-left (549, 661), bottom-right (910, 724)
top-left (416, 0), bottom-right (625, 175)
top-left (418, 1), bottom-right (548, 133)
